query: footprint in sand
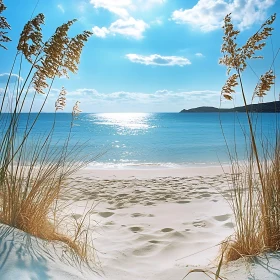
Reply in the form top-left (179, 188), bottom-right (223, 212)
top-left (161, 228), bottom-right (174, 233)
top-left (213, 214), bottom-right (231, 222)
top-left (149, 240), bottom-right (160, 244)
top-left (193, 221), bottom-right (206, 228)
top-left (129, 226), bottom-right (143, 233)
top-left (98, 212), bottom-right (114, 218)
top-left (177, 200), bottom-right (190, 204)
top-left (145, 202), bottom-right (155, 206)
top-left (224, 222), bottom-right (234, 228)
top-left (131, 213), bottom-right (145, 218)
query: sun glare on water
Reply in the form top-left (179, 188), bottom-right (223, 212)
top-left (93, 113), bottom-right (154, 135)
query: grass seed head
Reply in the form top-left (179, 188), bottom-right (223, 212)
top-left (221, 74), bottom-right (239, 100)
top-left (17, 13), bottom-right (44, 62)
top-left (0, 0), bottom-right (11, 50)
top-left (55, 87), bottom-right (67, 111)
top-left (219, 13), bottom-right (276, 74)
top-left (254, 70), bottom-right (275, 98)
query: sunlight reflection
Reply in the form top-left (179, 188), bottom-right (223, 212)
top-left (94, 113), bottom-right (154, 134)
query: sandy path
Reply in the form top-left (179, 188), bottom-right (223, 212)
top-left (61, 168), bottom-right (235, 279)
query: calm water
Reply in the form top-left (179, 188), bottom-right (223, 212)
top-left (12, 112), bottom-right (280, 168)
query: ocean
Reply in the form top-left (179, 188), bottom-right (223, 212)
top-left (14, 112), bottom-right (280, 169)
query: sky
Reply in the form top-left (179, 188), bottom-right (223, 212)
top-left (0, 0), bottom-right (280, 112)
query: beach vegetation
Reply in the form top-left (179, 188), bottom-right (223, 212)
top-left (0, 0), bottom-right (97, 267)
top-left (219, 13), bottom-right (280, 262)
top-left (184, 252), bottom-right (225, 279)
top-left (0, 0), bottom-right (11, 49)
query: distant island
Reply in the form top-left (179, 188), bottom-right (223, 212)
top-left (180, 101), bottom-right (280, 113)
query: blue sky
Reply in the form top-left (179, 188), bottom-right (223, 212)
top-left (0, 0), bottom-right (280, 112)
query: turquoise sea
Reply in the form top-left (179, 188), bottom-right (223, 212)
top-left (15, 112), bottom-right (280, 168)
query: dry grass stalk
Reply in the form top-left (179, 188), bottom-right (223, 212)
top-left (0, 7), bottom-right (96, 267)
top-left (219, 13), bottom-right (280, 262)
top-left (184, 251), bottom-right (225, 279)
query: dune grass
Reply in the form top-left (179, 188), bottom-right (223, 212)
top-left (219, 13), bottom-right (280, 262)
top-left (187, 13), bottom-right (280, 278)
top-left (0, 1), bottom-right (97, 265)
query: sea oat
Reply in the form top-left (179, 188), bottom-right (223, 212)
top-left (253, 70), bottom-right (275, 98)
top-left (221, 74), bottom-right (238, 100)
top-left (219, 13), bottom-right (280, 263)
top-left (32, 20), bottom-right (91, 95)
top-left (33, 20), bottom-right (76, 94)
top-left (72, 101), bottom-right (81, 117)
top-left (219, 13), bottom-right (276, 73)
top-left (0, 7), bottom-right (96, 266)
top-left (241, 14), bottom-right (276, 65)
top-left (219, 14), bottom-right (241, 74)
top-left (17, 13), bottom-right (45, 62)
top-left (55, 87), bottom-right (67, 111)
top-left (71, 101), bottom-right (82, 126)
top-left (63, 30), bottom-right (92, 75)
top-left (0, 0), bottom-right (11, 50)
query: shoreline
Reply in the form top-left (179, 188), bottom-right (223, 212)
top-left (78, 164), bottom-right (232, 180)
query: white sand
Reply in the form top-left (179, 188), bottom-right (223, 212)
top-left (1, 165), bottom-right (280, 279)
top-left (0, 224), bottom-right (98, 280)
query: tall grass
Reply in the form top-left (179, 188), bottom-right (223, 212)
top-left (0, 0), bottom-right (97, 265)
top-left (219, 13), bottom-right (280, 261)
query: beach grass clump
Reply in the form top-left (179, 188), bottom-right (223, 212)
top-left (219, 13), bottom-right (280, 261)
top-left (0, 0), bottom-right (96, 265)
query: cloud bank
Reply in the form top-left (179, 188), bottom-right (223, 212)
top-left (126, 54), bottom-right (191, 66)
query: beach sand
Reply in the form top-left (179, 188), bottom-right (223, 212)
top-left (1, 165), bottom-right (280, 279)
top-left (62, 166), bottom-right (234, 279)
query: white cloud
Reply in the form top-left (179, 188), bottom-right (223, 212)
top-left (171, 0), bottom-right (276, 32)
top-left (90, 0), bottom-right (165, 39)
top-left (57, 4), bottom-right (65, 13)
top-left (92, 26), bottom-right (110, 38)
top-left (155, 89), bottom-right (172, 95)
top-left (92, 17), bottom-right (149, 39)
top-left (126, 54), bottom-right (191, 66)
top-left (90, 0), bottom-right (165, 18)
top-left (69, 88), bottom-right (219, 103)
top-left (63, 88), bottom-right (220, 113)
top-left (90, 0), bottom-right (130, 18)
top-left (0, 73), bottom-right (23, 84)
top-left (110, 17), bottom-right (149, 39)
top-left (69, 88), bottom-right (219, 101)
top-left (195, 52), bottom-right (204, 57)
top-left (30, 87), bottom-right (219, 112)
